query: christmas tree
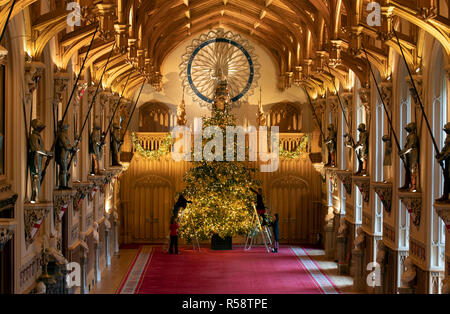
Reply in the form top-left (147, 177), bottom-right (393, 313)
top-left (178, 74), bottom-right (261, 241)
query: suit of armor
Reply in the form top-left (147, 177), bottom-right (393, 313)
top-left (436, 122), bottom-right (450, 202)
top-left (28, 119), bottom-right (52, 201)
top-left (89, 125), bottom-right (103, 175)
top-left (324, 124), bottom-right (337, 167)
top-left (399, 122), bottom-right (420, 191)
top-left (354, 123), bottom-right (369, 175)
top-left (55, 121), bottom-right (76, 189)
top-left (110, 123), bottom-right (123, 166)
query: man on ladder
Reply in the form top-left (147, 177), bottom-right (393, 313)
top-left (245, 204), bottom-right (272, 253)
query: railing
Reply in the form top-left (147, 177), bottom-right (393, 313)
top-left (131, 132), bottom-right (310, 154)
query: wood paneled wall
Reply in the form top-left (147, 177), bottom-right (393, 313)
top-left (120, 135), bottom-right (323, 244)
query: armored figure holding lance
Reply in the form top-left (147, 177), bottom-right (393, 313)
top-left (382, 135), bottom-right (393, 182)
top-left (55, 121), bottom-right (78, 189)
top-left (89, 124), bottom-right (104, 175)
top-left (436, 122), bottom-right (450, 202)
top-left (324, 123), bottom-right (337, 167)
top-left (354, 123), bottom-right (369, 175)
top-left (399, 122), bottom-right (420, 192)
top-left (28, 119), bottom-right (53, 202)
top-left (111, 123), bottom-right (123, 167)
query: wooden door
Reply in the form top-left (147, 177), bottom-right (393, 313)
top-left (130, 176), bottom-right (173, 243)
top-left (270, 176), bottom-right (310, 244)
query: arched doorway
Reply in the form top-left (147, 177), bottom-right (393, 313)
top-left (129, 175), bottom-right (174, 243)
top-left (269, 176), bottom-right (311, 244)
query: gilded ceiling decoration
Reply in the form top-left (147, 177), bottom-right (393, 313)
top-left (1, 0), bottom-right (447, 99)
top-left (179, 29), bottom-right (260, 108)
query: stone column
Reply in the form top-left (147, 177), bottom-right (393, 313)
top-left (94, 242), bottom-right (101, 283)
top-left (80, 254), bottom-right (88, 294)
top-left (352, 227), bottom-right (366, 291)
top-left (324, 212), bottom-right (335, 259)
top-left (113, 212), bottom-right (120, 256)
top-left (105, 213), bottom-right (112, 267)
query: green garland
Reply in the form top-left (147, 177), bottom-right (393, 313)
top-left (132, 132), bottom-right (173, 160)
top-left (132, 131), bottom-right (310, 160)
top-left (279, 134), bottom-right (310, 160)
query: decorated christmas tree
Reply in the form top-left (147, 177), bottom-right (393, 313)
top-left (178, 74), bottom-right (261, 241)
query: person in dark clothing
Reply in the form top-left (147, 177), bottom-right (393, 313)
top-left (169, 216), bottom-right (179, 254)
top-left (250, 187), bottom-right (267, 226)
top-left (270, 214), bottom-right (279, 253)
top-left (172, 194), bottom-right (192, 218)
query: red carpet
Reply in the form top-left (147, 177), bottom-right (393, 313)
top-left (117, 246), bottom-right (340, 294)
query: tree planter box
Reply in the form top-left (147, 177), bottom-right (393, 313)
top-left (211, 235), bottom-right (232, 250)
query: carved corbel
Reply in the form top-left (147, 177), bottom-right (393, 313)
top-left (328, 40), bottom-right (343, 67)
top-left (53, 189), bottom-right (76, 222)
top-left (114, 23), bottom-right (129, 54)
top-left (72, 182), bottom-right (94, 211)
top-left (24, 202), bottom-right (52, 246)
top-left (53, 71), bottom-right (70, 107)
top-left (335, 170), bottom-right (353, 196)
top-left (398, 191), bottom-right (422, 227)
top-left (372, 181), bottom-right (393, 214)
top-left (341, 92), bottom-right (353, 115)
top-left (406, 75), bottom-right (423, 108)
top-left (315, 51), bottom-right (328, 74)
top-left (348, 26), bottom-right (363, 56)
top-left (419, 6), bottom-right (437, 20)
top-left (434, 203), bottom-right (450, 232)
top-left (24, 61), bottom-right (45, 104)
top-left (358, 87), bottom-right (371, 117)
top-left (380, 80), bottom-right (393, 109)
top-left (352, 175), bottom-right (370, 203)
top-left (328, 95), bottom-right (339, 113)
top-left (96, 3), bottom-right (116, 40)
top-left (88, 174), bottom-right (107, 196)
top-left (128, 38), bottom-right (138, 60)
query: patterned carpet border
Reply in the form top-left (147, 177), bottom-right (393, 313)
top-left (117, 245), bottom-right (341, 294)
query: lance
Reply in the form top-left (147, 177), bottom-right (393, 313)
top-left (326, 64), bottom-right (356, 147)
top-left (393, 29), bottom-right (444, 169)
top-left (66, 43), bottom-right (117, 170)
top-left (40, 25), bottom-right (98, 185)
top-left (361, 43), bottom-right (406, 166)
top-left (101, 70), bottom-right (132, 146)
top-left (21, 87), bottom-right (30, 199)
top-left (0, 0), bottom-right (17, 43)
top-left (302, 86), bottom-right (325, 139)
top-left (118, 80), bottom-right (146, 150)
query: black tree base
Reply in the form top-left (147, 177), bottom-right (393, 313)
top-left (211, 235), bottom-right (232, 250)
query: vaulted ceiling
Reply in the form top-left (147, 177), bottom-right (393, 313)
top-left (1, 0), bottom-right (449, 99)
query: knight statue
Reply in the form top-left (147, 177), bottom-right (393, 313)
top-left (89, 124), bottom-right (103, 175)
top-left (399, 122), bottom-right (420, 192)
top-left (110, 123), bottom-right (123, 166)
top-left (28, 119), bottom-right (53, 201)
top-left (324, 123), bottom-right (337, 167)
top-left (354, 123), bottom-right (369, 175)
top-left (382, 135), bottom-right (393, 182)
top-left (436, 122), bottom-right (450, 202)
top-left (55, 120), bottom-right (77, 189)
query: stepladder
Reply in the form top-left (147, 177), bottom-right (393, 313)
top-left (245, 205), bottom-right (272, 253)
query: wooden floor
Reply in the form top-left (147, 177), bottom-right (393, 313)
top-left (90, 249), bottom-right (138, 294)
top-left (90, 246), bottom-right (354, 294)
